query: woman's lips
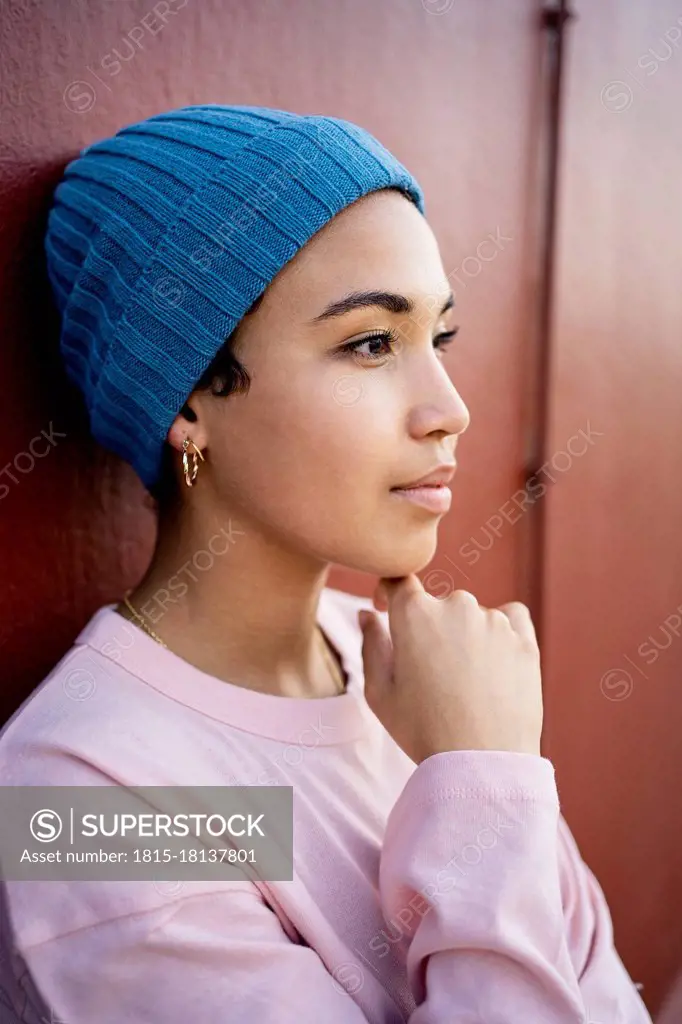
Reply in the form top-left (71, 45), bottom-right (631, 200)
top-left (389, 483), bottom-right (453, 514)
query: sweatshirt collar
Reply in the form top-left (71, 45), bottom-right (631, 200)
top-left (74, 589), bottom-right (371, 745)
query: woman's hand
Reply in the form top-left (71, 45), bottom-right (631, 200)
top-left (358, 574), bottom-right (543, 764)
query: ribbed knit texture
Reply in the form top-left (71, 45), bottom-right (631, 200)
top-left (44, 104), bottom-right (426, 487)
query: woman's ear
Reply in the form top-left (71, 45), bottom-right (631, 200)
top-left (166, 397), bottom-right (208, 454)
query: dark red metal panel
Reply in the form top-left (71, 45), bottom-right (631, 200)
top-left (544, 0), bottom-right (682, 1014)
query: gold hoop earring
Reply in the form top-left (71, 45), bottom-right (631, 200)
top-left (182, 437), bottom-right (205, 487)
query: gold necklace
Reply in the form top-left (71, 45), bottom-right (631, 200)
top-left (122, 590), bottom-right (168, 647)
top-left (121, 591), bottom-right (347, 695)
top-left (317, 627), bottom-right (348, 696)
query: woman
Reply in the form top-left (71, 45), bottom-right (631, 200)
top-left (0, 104), bottom-right (651, 1022)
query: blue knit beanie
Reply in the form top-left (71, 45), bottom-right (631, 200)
top-left (44, 104), bottom-right (426, 488)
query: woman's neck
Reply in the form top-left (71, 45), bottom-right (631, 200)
top-left (117, 506), bottom-right (346, 698)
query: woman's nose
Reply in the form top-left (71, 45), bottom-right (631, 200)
top-left (407, 376), bottom-right (471, 441)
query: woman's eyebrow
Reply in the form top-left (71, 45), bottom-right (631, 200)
top-left (307, 290), bottom-right (455, 323)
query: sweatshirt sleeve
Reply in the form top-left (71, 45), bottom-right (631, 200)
top-left (12, 882), bottom-right (372, 1024)
top-left (556, 814), bottom-right (650, 1021)
top-left (379, 749), bottom-right (653, 1023)
top-left (4, 752), bottom-right (652, 1024)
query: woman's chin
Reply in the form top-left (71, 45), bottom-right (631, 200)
top-left (352, 536), bottom-right (440, 580)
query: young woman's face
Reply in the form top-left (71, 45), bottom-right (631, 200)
top-left (190, 188), bottom-right (470, 577)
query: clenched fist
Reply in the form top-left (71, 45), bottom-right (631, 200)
top-left (358, 574), bottom-right (543, 764)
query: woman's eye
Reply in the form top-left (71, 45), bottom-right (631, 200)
top-left (341, 326), bottom-right (459, 363)
top-left (433, 327), bottom-right (459, 355)
top-left (342, 330), bottom-right (398, 362)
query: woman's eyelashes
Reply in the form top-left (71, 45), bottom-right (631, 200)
top-left (340, 326), bottom-right (459, 363)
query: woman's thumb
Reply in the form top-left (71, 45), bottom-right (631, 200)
top-left (358, 609), bottom-right (393, 699)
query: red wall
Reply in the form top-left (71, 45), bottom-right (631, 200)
top-left (543, 1), bottom-right (682, 1012)
top-left (0, 0), bottom-right (679, 1014)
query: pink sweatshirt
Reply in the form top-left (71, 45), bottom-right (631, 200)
top-left (0, 586), bottom-right (652, 1023)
